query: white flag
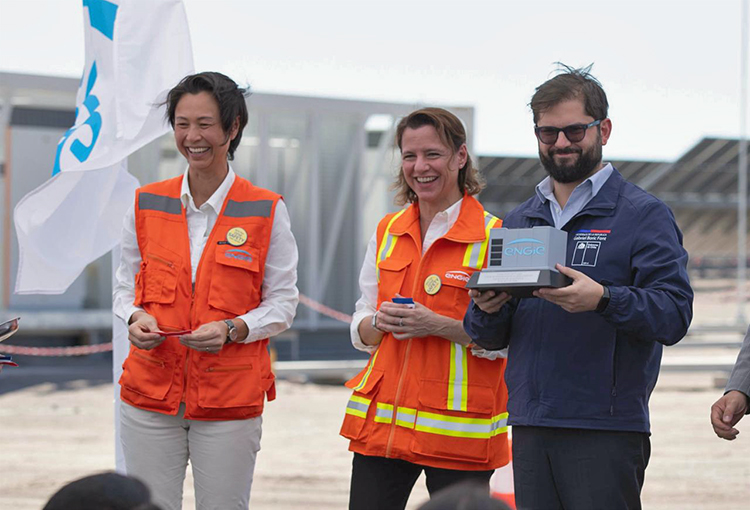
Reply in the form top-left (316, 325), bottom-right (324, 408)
top-left (13, 0), bottom-right (194, 294)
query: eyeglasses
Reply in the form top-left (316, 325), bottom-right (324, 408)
top-left (534, 119), bottom-right (602, 145)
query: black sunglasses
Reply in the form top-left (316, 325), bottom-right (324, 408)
top-left (534, 119), bottom-right (602, 145)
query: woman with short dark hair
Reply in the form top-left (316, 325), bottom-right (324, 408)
top-left (113, 72), bottom-right (299, 510)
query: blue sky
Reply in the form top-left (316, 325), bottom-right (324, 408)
top-left (0, 0), bottom-right (745, 161)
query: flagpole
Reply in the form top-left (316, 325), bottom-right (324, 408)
top-left (3, 125), bottom-right (12, 308)
top-left (739, 0), bottom-right (748, 325)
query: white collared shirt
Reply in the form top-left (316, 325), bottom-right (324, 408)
top-left (535, 163), bottom-right (614, 229)
top-left (113, 166), bottom-right (299, 343)
top-left (349, 199), bottom-right (504, 360)
top-left (350, 199), bottom-right (463, 352)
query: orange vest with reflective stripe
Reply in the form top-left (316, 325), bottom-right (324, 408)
top-left (340, 195), bottom-right (510, 471)
top-left (118, 175), bottom-right (279, 421)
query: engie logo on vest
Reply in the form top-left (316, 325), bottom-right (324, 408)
top-left (225, 249), bottom-right (253, 263)
top-left (445, 270), bottom-right (470, 283)
top-left (504, 238), bottom-right (545, 256)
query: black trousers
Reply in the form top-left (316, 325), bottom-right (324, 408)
top-left (512, 426), bottom-right (651, 510)
top-left (348, 453), bottom-right (494, 510)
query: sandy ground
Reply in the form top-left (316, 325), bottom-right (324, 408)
top-left (4, 284), bottom-right (750, 509)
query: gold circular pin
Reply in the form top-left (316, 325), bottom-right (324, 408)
top-left (226, 227), bottom-right (248, 247)
top-left (424, 274), bottom-right (442, 295)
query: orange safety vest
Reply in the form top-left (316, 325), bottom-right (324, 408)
top-left (119, 174), bottom-right (280, 421)
top-left (340, 195), bottom-right (510, 471)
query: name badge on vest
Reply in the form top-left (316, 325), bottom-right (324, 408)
top-left (226, 227), bottom-right (248, 247)
top-left (424, 274), bottom-right (442, 295)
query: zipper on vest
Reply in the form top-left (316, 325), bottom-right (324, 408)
top-left (182, 284), bottom-right (195, 404)
top-left (190, 283), bottom-right (196, 327)
top-left (146, 253), bottom-right (174, 268)
top-left (385, 337), bottom-right (413, 459)
top-left (206, 365), bottom-right (252, 372)
top-left (133, 351), bottom-right (165, 367)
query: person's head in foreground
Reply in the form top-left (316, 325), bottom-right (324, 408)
top-left (43, 472), bottom-right (162, 510)
top-left (418, 481), bottom-right (513, 510)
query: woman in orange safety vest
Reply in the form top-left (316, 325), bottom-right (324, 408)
top-left (113, 72), bottom-right (299, 510)
top-left (341, 107), bottom-right (510, 509)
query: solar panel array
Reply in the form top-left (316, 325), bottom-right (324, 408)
top-left (478, 138), bottom-right (750, 270)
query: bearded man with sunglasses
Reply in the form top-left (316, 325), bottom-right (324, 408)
top-left (463, 65), bottom-right (693, 510)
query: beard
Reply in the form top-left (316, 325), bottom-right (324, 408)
top-left (539, 138), bottom-right (603, 184)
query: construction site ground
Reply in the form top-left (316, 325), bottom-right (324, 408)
top-left (3, 280), bottom-right (750, 509)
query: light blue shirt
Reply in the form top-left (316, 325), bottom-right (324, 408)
top-left (534, 163), bottom-right (614, 229)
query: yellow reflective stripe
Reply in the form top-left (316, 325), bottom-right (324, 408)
top-left (462, 244), bottom-right (475, 267)
top-left (345, 395), bottom-right (372, 419)
top-left (345, 408), bottom-right (367, 419)
top-left (447, 343), bottom-right (468, 412)
top-left (368, 404), bottom-right (509, 438)
top-left (476, 214), bottom-right (500, 269)
top-left (462, 212), bottom-right (499, 269)
top-left (395, 407), bottom-right (417, 429)
top-left (377, 211), bottom-right (407, 262)
top-left (376, 209), bottom-right (407, 282)
top-left (383, 235), bottom-right (399, 260)
top-left (414, 411), bottom-right (509, 439)
top-left (490, 413), bottom-right (508, 437)
top-left (374, 403), bottom-right (393, 423)
top-left (491, 412), bottom-right (509, 437)
top-left (373, 404), bottom-right (417, 427)
top-left (353, 349), bottom-right (380, 392)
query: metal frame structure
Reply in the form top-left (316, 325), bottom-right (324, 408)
top-left (0, 71), bottom-right (475, 340)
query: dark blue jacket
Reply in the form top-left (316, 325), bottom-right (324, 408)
top-left (464, 169), bottom-right (693, 433)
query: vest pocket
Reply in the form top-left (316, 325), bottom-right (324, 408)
top-left (197, 356), bottom-right (263, 409)
top-left (208, 246), bottom-right (261, 316)
top-left (137, 250), bottom-right (180, 305)
top-left (376, 258), bottom-right (411, 302)
top-left (340, 368), bottom-right (384, 441)
top-left (119, 350), bottom-right (175, 401)
top-left (410, 378), bottom-right (496, 463)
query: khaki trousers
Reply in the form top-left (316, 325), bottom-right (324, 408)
top-left (120, 402), bottom-right (262, 510)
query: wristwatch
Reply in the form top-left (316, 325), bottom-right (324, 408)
top-left (223, 319), bottom-right (238, 343)
top-left (595, 285), bottom-right (611, 314)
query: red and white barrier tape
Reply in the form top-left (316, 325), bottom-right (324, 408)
top-left (0, 343), bottom-right (113, 357)
top-left (298, 293), bottom-right (353, 324)
top-left (0, 293), bottom-right (352, 356)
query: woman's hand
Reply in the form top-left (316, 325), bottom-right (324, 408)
top-left (127, 312), bottom-right (165, 350)
top-left (179, 321), bottom-right (228, 354)
top-left (377, 298), bottom-right (444, 341)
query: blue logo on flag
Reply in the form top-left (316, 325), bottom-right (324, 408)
top-left (52, 0), bottom-right (118, 176)
top-left (83, 0), bottom-right (118, 40)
